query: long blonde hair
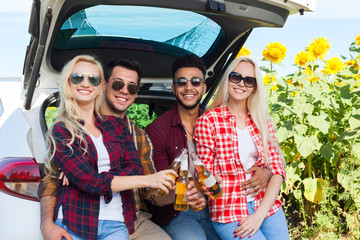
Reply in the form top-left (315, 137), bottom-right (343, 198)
top-left (44, 55), bottom-right (104, 178)
top-left (208, 56), bottom-right (282, 163)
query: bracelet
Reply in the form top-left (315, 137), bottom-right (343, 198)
top-left (266, 166), bottom-right (272, 181)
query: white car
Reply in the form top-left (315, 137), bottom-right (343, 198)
top-left (0, 0), bottom-right (314, 239)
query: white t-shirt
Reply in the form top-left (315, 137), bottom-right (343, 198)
top-left (236, 127), bottom-right (258, 202)
top-left (91, 134), bottom-right (124, 222)
top-left (57, 134), bottom-right (124, 222)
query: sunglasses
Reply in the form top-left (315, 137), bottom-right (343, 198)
top-left (111, 80), bottom-right (139, 95)
top-left (70, 73), bottom-right (101, 87)
top-left (228, 72), bottom-right (257, 88)
top-left (175, 77), bottom-right (204, 88)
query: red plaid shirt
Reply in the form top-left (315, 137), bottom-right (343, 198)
top-left (194, 105), bottom-right (285, 223)
top-left (52, 115), bottom-right (143, 239)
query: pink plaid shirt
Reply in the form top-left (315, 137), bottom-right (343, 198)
top-left (194, 105), bottom-right (285, 223)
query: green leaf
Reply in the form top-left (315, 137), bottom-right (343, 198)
top-left (306, 84), bottom-right (323, 102)
top-left (307, 115), bottom-right (330, 134)
top-left (293, 102), bottom-right (314, 119)
top-left (293, 189), bottom-right (303, 201)
top-left (294, 135), bottom-right (319, 158)
top-left (340, 86), bottom-right (353, 99)
top-left (319, 144), bottom-right (334, 161)
top-left (294, 124), bottom-right (308, 136)
top-left (352, 143), bottom-right (360, 165)
top-left (276, 127), bottom-right (293, 143)
top-left (349, 114), bottom-right (360, 130)
top-left (303, 178), bottom-right (326, 204)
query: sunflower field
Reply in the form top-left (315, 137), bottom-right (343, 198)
top-left (237, 35), bottom-right (360, 239)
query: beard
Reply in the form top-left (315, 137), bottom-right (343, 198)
top-left (175, 91), bottom-right (203, 110)
top-left (104, 92), bottom-right (127, 115)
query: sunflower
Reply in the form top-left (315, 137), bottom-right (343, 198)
top-left (271, 84), bottom-right (278, 92)
top-left (307, 37), bottom-right (330, 60)
top-left (356, 34), bottom-right (360, 46)
top-left (236, 46), bottom-right (251, 58)
top-left (324, 57), bottom-right (344, 75)
top-left (263, 74), bottom-right (275, 86)
top-left (345, 60), bottom-right (360, 71)
top-left (295, 51), bottom-right (313, 67)
top-left (262, 42), bottom-right (287, 64)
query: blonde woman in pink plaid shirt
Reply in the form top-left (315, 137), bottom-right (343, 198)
top-left (194, 56), bottom-right (289, 239)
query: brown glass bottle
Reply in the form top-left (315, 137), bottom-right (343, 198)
top-left (190, 153), bottom-right (223, 200)
top-left (150, 148), bottom-right (188, 198)
top-left (174, 156), bottom-right (189, 211)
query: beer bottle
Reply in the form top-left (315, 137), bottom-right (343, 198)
top-left (187, 170), bottom-right (206, 210)
top-left (150, 148), bottom-right (188, 198)
top-left (174, 155), bottom-right (189, 211)
top-left (190, 153), bottom-right (223, 200)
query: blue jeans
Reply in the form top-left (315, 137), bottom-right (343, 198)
top-left (212, 201), bottom-right (289, 240)
top-left (161, 206), bottom-right (221, 240)
top-left (55, 219), bottom-right (129, 240)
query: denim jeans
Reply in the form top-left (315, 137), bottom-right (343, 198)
top-left (161, 205), bottom-right (221, 240)
top-left (212, 201), bottom-right (289, 240)
top-left (55, 219), bottom-right (129, 240)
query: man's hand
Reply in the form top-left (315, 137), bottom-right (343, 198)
top-left (187, 181), bottom-right (206, 212)
top-left (240, 166), bottom-right (270, 198)
top-left (40, 196), bottom-right (72, 240)
top-left (40, 221), bottom-right (72, 240)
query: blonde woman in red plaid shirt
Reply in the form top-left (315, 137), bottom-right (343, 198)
top-left (194, 56), bottom-right (289, 239)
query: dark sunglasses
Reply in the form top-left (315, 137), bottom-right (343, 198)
top-left (175, 77), bottom-right (204, 88)
top-left (111, 80), bottom-right (139, 95)
top-left (228, 72), bottom-right (257, 88)
top-left (70, 73), bottom-right (101, 87)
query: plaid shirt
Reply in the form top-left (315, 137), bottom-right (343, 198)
top-left (51, 115), bottom-right (143, 239)
top-left (38, 115), bottom-right (156, 213)
top-left (194, 105), bottom-right (285, 223)
top-left (124, 116), bottom-right (157, 212)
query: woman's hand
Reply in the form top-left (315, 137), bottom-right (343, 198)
top-left (145, 169), bottom-right (177, 194)
top-left (59, 171), bottom-right (70, 186)
top-left (234, 213), bottom-right (264, 238)
top-left (201, 175), bottom-right (223, 197)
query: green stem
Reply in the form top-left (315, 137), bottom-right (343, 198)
top-left (307, 156), bottom-right (312, 178)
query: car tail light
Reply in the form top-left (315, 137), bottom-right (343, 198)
top-left (0, 157), bottom-right (41, 201)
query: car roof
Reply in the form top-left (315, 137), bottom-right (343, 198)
top-left (23, 0), bottom-right (315, 109)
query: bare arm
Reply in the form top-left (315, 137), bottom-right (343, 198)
top-left (241, 166), bottom-right (270, 197)
top-left (111, 169), bottom-right (177, 193)
top-left (40, 196), bottom-right (72, 240)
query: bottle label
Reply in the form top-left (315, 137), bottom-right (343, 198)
top-left (203, 174), bottom-right (216, 187)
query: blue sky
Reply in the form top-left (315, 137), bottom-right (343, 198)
top-left (0, 0), bottom-right (359, 78)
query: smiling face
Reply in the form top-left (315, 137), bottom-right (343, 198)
top-left (103, 66), bottom-right (139, 118)
top-left (227, 61), bottom-right (256, 104)
top-left (172, 67), bottom-right (206, 110)
top-left (69, 61), bottom-right (102, 106)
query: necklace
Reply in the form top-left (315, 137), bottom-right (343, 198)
top-left (183, 126), bottom-right (194, 137)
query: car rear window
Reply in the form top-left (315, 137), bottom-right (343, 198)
top-left (55, 5), bottom-right (221, 57)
